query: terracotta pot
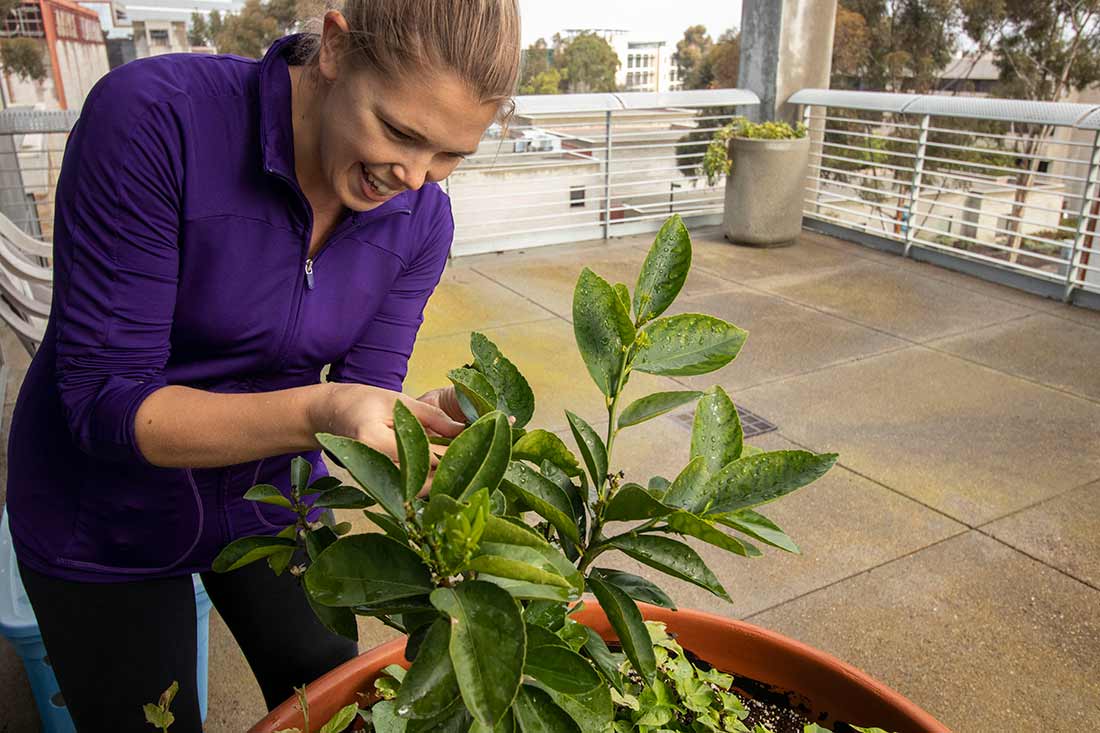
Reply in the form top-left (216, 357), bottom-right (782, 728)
top-left (250, 604), bottom-right (950, 733)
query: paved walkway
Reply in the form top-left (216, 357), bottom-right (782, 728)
top-left (2, 227), bottom-right (1098, 731)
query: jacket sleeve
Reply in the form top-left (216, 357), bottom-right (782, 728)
top-left (53, 96), bottom-right (183, 464)
top-left (327, 197), bottom-right (454, 391)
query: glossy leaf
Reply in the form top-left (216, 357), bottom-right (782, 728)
top-left (605, 534), bottom-right (730, 601)
top-left (691, 386), bottom-right (743, 474)
top-left (526, 622), bottom-right (570, 650)
top-left (303, 475), bottom-right (342, 496)
top-left (470, 710), bottom-right (517, 733)
top-left (633, 214), bottom-right (691, 325)
top-left (393, 400), bottom-right (431, 501)
top-left (581, 626), bottom-right (624, 692)
top-left (313, 485), bottom-right (373, 509)
top-left (371, 701), bottom-right (407, 733)
top-left (479, 576), bottom-right (574, 602)
top-left (712, 508), bottom-right (800, 554)
top-left (304, 525), bottom-right (338, 562)
top-left (475, 533), bottom-right (583, 597)
top-left (431, 411), bottom-right (512, 501)
top-left (612, 282), bottom-right (631, 318)
top-left (617, 390), bottom-right (703, 429)
top-left (363, 509), bottom-right (410, 543)
top-left (524, 644), bottom-right (602, 695)
top-left (542, 461), bottom-right (587, 560)
top-left (633, 314), bottom-right (747, 376)
top-left (449, 367), bottom-right (499, 422)
top-left (212, 535), bottom-right (296, 573)
top-left (565, 412), bottom-right (607, 490)
top-left (481, 514), bottom-right (550, 549)
top-left (647, 476), bottom-right (671, 494)
top-left (304, 534), bottom-right (432, 607)
top-left (501, 462), bottom-right (580, 545)
top-left (468, 548), bottom-right (571, 589)
top-left (704, 450), bottom-right (838, 515)
top-left (316, 433), bottom-right (405, 520)
top-left (471, 332), bottom-right (536, 429)
top-left (513, 685), bottom-right (580, 733)
top-left (291, 455), bottom-right (312, 492)
top-left (590, 568), bottom-right (676, 610)
top-left (306, 594), bottom-right (358, 641)
top-left (430, 581), bottom-right (526, 728)
top-left (513, 430), bottom-right (582, 477)
top-left (531, 675), bottom-right (613, 732)
top-left (572, 267), bottom-right (635, 397)
top-left (602, 484), bottom-right (671, 522)
top-left (243, 484), bottom-right (291, 509)
top-left (395, 619), bottom-right (460, 719)
top-left (665, 511), bottom-right (760, 557)
top-left (586, 575), bottom-right (656, 685)
top-left (318, 704), bottom-right (359, 733)
top-left (660, 456), bottom-right (712, 513)
top-left (352, 596), bottom-right (433, 617)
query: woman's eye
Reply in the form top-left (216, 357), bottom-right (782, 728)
top-left (384, 122), bottom-right (414, 142)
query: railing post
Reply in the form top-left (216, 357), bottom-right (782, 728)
top-left (902, 113), bottom-right (930, 258)
top-left (1062, 129), bottom-right (1100, 303)
top-left (603, 110), bottom-right (613, 241)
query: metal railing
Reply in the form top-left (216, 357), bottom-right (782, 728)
top-left (790, 89), bottom-right (1100, 303)
top-left (0, 109), bottom-right (80, 241)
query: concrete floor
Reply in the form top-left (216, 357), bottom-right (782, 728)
top-left (2, 226), bottom-right (1099, 731)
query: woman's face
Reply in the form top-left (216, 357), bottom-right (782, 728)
top-left (315, 25), bottom-right (498, 212)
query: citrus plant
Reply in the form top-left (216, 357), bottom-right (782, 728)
top-left (214, 214), bottom-right (838, 732)
top-left (702, 118), bottom-right (808, 185)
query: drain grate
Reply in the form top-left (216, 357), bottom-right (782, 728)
top-left (671, 404), bottom-right (777, 439)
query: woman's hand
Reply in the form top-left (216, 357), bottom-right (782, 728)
top-left (416, 385), bottom-right (467, 424)
top-left (309, 383), bottom-right (465, 464)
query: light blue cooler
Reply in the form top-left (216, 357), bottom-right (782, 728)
top-left (0, 510), bottom-right (212, 732)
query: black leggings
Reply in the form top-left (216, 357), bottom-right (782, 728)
top-left (18, 551), bottom-right (358, 732)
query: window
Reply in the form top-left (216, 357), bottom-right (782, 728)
top-left (570, 185), bottom-right (585, 208)
top-left (1, 5), bottom-right (45, 38)
top-left (149, 28), bottom-right (169, 45)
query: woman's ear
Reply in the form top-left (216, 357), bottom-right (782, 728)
top-left (318, 10), bottom-right (352, 83)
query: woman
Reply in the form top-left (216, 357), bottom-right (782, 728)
top-left (5, 1), bottom-right (521, 729)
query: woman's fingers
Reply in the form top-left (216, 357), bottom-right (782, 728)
top-left (399, 395), bottom-right (465, 438)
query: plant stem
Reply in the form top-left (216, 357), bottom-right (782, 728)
top-left (577, 542), bottom-right (609, 574)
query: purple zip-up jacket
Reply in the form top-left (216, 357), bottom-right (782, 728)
top-left (6, 35), bottom-right (454, 582)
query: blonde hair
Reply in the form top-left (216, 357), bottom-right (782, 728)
top-left (301, 0), bottom-right (521, 120)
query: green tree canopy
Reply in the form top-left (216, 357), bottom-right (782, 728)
top-left (520, 38), bottom-right (552, 90)
top-left (214, 0), bottom-right (280, 57)
top-left (520, 67), bottom-right (562, 95)
top-left (559, 31), bottom-right (620, 93)
top-left (189, 12), bottom-right (209, 47)
top-left (674, 24), bottom-right (714, 90)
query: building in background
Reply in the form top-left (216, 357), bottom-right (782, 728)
top-left (0, 0), bottom-right (110, 109)
top-left (125, 0), bottom-right (241, 57)
top-left (76, 0), bottom-right (136, 67)
top-left (131, 17), bottom-right (187, 55)
top-left (558, 28), bottom-right (684, 94)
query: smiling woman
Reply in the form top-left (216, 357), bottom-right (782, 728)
top-left (4, 1), bottom-right (520, 731)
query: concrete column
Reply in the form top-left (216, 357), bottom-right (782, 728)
top-left (737, 0), bottom-right (838, 123)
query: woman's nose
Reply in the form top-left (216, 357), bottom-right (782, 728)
top-left (392, 155), bottom-right (432, 191)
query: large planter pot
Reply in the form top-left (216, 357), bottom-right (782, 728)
top-left (251, 604), bottom-right (949, 733)
top-left (723, 135), bottom-right (810, 247)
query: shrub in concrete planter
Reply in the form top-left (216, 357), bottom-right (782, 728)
top-left (705, 119), bottom-right (810, 248)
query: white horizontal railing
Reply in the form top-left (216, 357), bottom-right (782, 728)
top-left (790, 89), bottom-right (1100, 303)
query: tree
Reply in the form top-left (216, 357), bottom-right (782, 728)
top-left (674, 24), bottom-right (713, 90)
top-left (189, 12), bottom-right (210, 47)
top-left (558, 31), bottom-right (619, 93)
top-left (692, 28), bottom-right (739, 90)
top-left (519, 67), bottom-right (562, 95)
top-left (208, 9), bottom-right (224, 41)
top-left (519, 38), bottom-right (552, 89)
top-left (215, 0), bottom-right (279, 58)
top-left (265, 0), bottom-right (299, 34)
top-left (0, 38), bottom-right (45, 82)
top-left (831, 5), bottom-right (871, 82)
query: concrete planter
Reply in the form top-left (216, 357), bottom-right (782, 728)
top-left (723, 135), bottom-right (810, 247)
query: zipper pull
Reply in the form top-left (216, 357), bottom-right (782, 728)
top-left (304, 258), bottom-right (315, 290)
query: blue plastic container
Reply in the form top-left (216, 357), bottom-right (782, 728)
top-left (0, 510), bottom-right (211, 731)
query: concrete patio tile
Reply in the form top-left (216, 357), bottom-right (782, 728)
top-left (984, 479), bottom-right (1100, 589)
top-left (0, 639), bottom-right (36, 733)
top-left (928, 313), bottom-right (1100, 401)
top-left (738, 347), bottom-right (1100, 526)
top-left (404, 318), bottom-right (683, 433)
top-left (1037, 298), bottom-right (1100, 330)
top-left (665, 286), bottom-right (907, 392)
top-left (471, 244), bottom-right (735, 320)
top-left (746, 531), bottom-right (1100, 731)
top-left (760, 259), bottom-right (1034, 342)
top-left (686, 228), bottom-right (864, 288)
top-left (418, 266), bottom-right (556, 340)
top-left (581, 423), bottom-right (965, 619)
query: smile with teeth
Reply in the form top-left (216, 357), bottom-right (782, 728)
top-left (363, 166), bottom-right (397, 197)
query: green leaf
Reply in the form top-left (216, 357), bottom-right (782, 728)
top-left (481, 514), bottom-right (552, 549)
top-left (143, 704), bottom-right (173, 730)
top-left (475, 534), bottom-right (583, 598)
top-left (665, 511), bottom-right (760, 557)
top-left (712, 508), bottom-right (799, 554)
top-left (590, 568), bottom-right (676, 610)
top-left (572, 267), bottom-right (635, 397)
top-left (605, 534), bottom-right (730, 601)
top-left (291, 456), bottom-right (312, 492)
top-left (353, 596), bottom-right (433, 617)
top-left (513, 430), bottom-right (582, 477)
top-left (304, 534), bottom-right (432, 607)
top-left (468, 548), bottom-right (571, 589)
top-left (370, 700), bottom-right (408, 733)
top-left (617, 390), bottom-right (703, 429)
top-left (691, 386), bottom-right (743, 474)
top-left (304, 525), bottom-right (338, 561)
top-left (705, 451), bottom-right (838, 515)
top-left (479, 576), bottom-right (574, 602)
top-left (430, 581), bottom-right (526, 728)
top-left (316, 433), bottom-right (405, 520)
top-left (395, 619), bottom-right (460, 719)
top-left (531, 675), bottom-right (613, 733)
top-left (393, 400), bottom-right (431, 501)
top-left (526, 622), bottom-right (570, 650)
top-left (363, 509), bottom-right (410, 543)
top-left (243, 484), bottom-right (292, 509)
top-left (586, 575), bottom-right (656, 685)
top-left (633, 314), bottom-right (747, 376)
top-left (470, 710), bottom-right (517, 733)
top-left (524, 645), bottom-right (602, 694)
top-left (661, 456), bottom-right (712, 513)
top-left (313, 485), bottom-right (374, 509)
top-left (647, 476), bottom-right (671, 494)
top-left (319, 703), bottom-right (359, 733)
top-left (267, 525), bottom-right (297, 576)
top-left (307, 594), bottom-right (358, 641)
top-left (612, 282), bottom-right (631, 318)
top-left (471, 332), bottom-right (536, 429)
top-left (513, 685), bottom-right (580, 733)
top-left (431, 411), bottom-right (512, 501)
top-left (303, 475), bottom-right (342, 495)
top-left (633, 214), bottom-right (692, 324)
top-left (603, 483), bottom-right (671, 522)
top-left (582, 626), bottom-right (624, 692)
top-left (501, 462), bottom-right (580, 545)
top-left (212, 535), bottom-right (297, 573)
top-left (490, 489), bottom-right (508, 515)
top-left (449, 367), bottom-right (499, 422)
top-left (565, 412), bottom-right (607, 490)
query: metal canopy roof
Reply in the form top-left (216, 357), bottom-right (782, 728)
top-left (789, 88), bottom-right (1100, 129)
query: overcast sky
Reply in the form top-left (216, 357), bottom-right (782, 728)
top-left (518, 0), bottom-right (744, 47)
